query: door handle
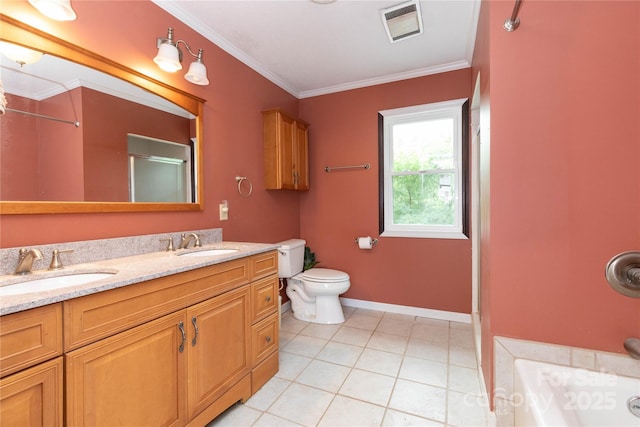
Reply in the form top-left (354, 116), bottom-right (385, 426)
top-left (191, 316), bottom-right (199, 346)
top-left (178, 321), bottom-right (186, 353)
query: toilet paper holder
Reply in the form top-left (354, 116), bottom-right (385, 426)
top-left (354, 237), bottom-right (378, 246)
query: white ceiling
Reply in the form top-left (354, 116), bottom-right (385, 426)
top-left (153, 0), bottom-right (481, 98)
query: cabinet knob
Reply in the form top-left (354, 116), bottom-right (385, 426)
top-left (265, 295), bottom-right (271, 302)
top-left (265, 336), bottom-right (272, 343)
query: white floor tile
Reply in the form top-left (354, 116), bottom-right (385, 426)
top-left (367, 331), bottom-right (409, 354)
top-left (448, 365), bottom-right (482, 396)
top-left (295, 359), bottom-right (351, 393)
top-left (245, 377), bottom-right (291, 411)
top-left (280, 314), bottom-right (309, 334)
top-left (355, 348), bottom-right (403, 377)
top-left (332, 326), bottom-right (373, 347)
top-left (398, 356), bottom-right (448, 388)
top-left (406, 337), bottom-right (449, 363)
top-left (388, 379), bottom-right (447, 422)
top-left (316, 341), bottom-right (364, 367)
top-left (318, 395), bottom-right (386, 427)
top-left (206, 403), bottom-right (261, 427)
top-left (268, 383), bottom-right (334, 426)
top-left (344, 313), bottom-right (382, 330)
top-left (411, 323), bottom-right (449, 344)
top-left (382, 409), bottom-right (445, 426)
top-left (339, 368), bottom-right (396, 406)
top-left (447, 390), bottom-right (488, 427)
top-left (377, 317), bottom-right (414, 337)
top-left (301, 323), bottom-right (341, 340)
top-left (207, 307), bottom-right (489, 427)
top-left (276, 352), bottom-right (312, 380)
top-left (282, 334), bottom-right (328, 358)
top-left (253, 413), bottom-right (303, 427)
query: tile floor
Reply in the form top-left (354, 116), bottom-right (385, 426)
top-left (208, 306), bottom-right (490, 427)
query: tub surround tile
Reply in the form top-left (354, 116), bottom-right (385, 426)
top-left (494, 335), bottom-right (640, 427)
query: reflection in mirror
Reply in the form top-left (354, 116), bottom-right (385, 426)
top-left (1, 45), bottom-right (196, 203)
top-left (0, 14), bottom-right (204, 214)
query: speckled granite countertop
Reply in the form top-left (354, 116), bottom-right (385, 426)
top-left (0, 241), bottom-right (279, 316)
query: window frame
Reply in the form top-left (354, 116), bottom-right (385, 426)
top-left (378, 98), bottom-right (469, 239)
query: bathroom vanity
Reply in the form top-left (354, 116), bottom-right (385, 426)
top-left (0, 245), bottom-right (279, 426)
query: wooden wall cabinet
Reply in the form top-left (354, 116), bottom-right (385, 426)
top-left (263, 109), bottom-right (309, 191)
top-left (0, 250), bottom-right (279, 427)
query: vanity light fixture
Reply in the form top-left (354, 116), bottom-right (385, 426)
top-left (28, 0), bottom-right (77, 21)
top-left (0, 42), bottom-right (44, 66)
top-left (380, 0), bottom-right (423, 43)
top-left (153, 28), bottom-right (209, 86)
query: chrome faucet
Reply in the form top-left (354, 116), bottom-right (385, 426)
top-left (14, 248), bottom-right (43, 275)
top-left (179, 233), bottom-right (201, 249)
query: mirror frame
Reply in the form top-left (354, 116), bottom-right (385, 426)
top-left (0, 14), bottom-right (205, 214)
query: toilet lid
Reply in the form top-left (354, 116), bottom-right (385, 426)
top-left (300, 268), bottom-right (349, 282)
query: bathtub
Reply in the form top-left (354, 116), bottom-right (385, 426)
top-left (514, 359), bottom-right (640, 426)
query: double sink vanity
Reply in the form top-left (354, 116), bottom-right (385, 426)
top-left (0, 231), bottom-right (280, 426)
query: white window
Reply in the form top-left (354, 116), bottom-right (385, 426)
top-left (379, 98), bottom-right (468, 239)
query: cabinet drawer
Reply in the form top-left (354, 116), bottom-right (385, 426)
top-left (64, 258), bottom-right (249, 351)
top-left (251, 313), bottom-right (278, 364)
top-left (251, 276), bottom-right (278, 322)
top-left (251, 350), bottom-right (279, 395)
top-left (0, 304), bottom-right (62, 378)
top-left (0, 356), bottom-right (64, 427)
top-left (250, 250), bottom-right (277, 280)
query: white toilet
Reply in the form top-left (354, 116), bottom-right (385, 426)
top-left (278, 239), bottom-right (350, 324)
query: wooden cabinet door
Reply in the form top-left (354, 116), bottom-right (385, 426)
top-left (294, 120), bottom-right (309, 190)
top-left (186, 286), bottom-right (251, 419)
top-left (279, 113), bottom-right (296, 190)
top-left (0, 357), bottom-right (63, 427)
top-left (65, 312), bottom-right (187, 427)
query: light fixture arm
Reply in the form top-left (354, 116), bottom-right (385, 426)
top-left (156, 28), bottom-right (204, 63)
top-left (154, 27), bottom-right (209, 85)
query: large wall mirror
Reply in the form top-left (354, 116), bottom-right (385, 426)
top-left (0, 14), bottom-right (205, 214)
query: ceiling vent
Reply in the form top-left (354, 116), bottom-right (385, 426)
top-left (380, 0), bottom-right (424, 43)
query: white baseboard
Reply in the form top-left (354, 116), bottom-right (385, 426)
top-left (340, 297), bottom-right (471, 323)
top-left (280, 300), bottom-right (291, 313)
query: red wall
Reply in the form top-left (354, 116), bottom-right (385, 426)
top-left (299, 69), bottom-right (473, 313)
top-left (0, 0), bottom-right (300, 247)
top-left (1, 95), bottom-right (40, 200)
top-left (473, 0), bottom-right (640, 394)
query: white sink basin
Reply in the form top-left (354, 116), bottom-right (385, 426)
top-left (178, 249), bottom-right (239, 257)
top-left (0, 272), bottom-right (116, 296)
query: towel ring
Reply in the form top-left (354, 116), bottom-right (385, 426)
top-left (236, 176), bottom-right (253, 197)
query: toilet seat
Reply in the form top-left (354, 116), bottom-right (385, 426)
top-left (298, 268), bottom-right (349, 283)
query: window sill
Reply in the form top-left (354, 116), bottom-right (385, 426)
top-left (380, 230), bottom-right (469, 240)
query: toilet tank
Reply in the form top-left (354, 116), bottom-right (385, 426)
top-left (277, 239), bottom-right (306, 278)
